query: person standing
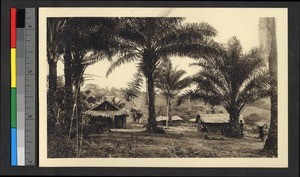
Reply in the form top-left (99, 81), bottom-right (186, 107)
top-left (195, 115), bottom-right (201, 131)
top-left (239, 120), bottom-right (244, 138)
top-left (258, 125), bottom-right (265, 142)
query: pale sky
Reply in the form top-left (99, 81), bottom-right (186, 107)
top-left (56, 9), bottom-right (263, 91)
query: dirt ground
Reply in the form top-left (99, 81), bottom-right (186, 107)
top-left (48, 123), bottom-right (274, 158)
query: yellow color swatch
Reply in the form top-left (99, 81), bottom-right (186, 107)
top-left (11, 48), bottom-right (16, 88)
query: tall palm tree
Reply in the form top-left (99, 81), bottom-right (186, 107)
top-left (59, 18), bottom-right (116, 120)
top-left (47, 18), bottom-right (68, 131)
top-left (60, 17), bottom-right (118, 122)
top-left (62, 18), bottom-right (120, 156)
top-left (106, 18), bottom-right (218, 132)
top-left (155, 60), bottom-right (190, 126)
top-left (178, 37), bottom-right (270, 137)
top-left (47, 18), bottom-right (68, 92)
top-left (259, 17), bottom-right (278, 155)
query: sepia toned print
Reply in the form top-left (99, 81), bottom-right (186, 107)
top-left (39, 8), bottom-right (288, 167)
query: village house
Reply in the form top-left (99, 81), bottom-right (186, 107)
top-left (85, 100), bottom-right (129, 130)
top-left (189, 114), bottom-right (244, 133)
top-left (156, 115), bottom-right (183, 126)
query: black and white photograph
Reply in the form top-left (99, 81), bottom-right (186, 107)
top-left (38, 8), bottom-right (288, 167)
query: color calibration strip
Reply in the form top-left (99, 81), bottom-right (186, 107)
top-left (10, 8), bottom-right (36, 166)
top-left (11, 7), bottom-right (17, 166)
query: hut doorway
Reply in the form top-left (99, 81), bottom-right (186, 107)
top-left (114, 115), bottom-right (126, 128)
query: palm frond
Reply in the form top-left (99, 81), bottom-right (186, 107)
top-left (226, 36), bottom-right (243, 62)
top-left (177, 89), bottom-right (223, 106)
top-left (155, 59), bottom-right (191, 100)
top-left (191, 73), bottom-right (230, 107)
top-left (81, 50), bottom-right (109, 65)
top-left (238, 69), bottom-right (270, 104)
top-left (154, 21), bottom-right (217, 50)
top-left (192, 69), bottom-right (229, 97)
top-left (157, 39), bottom-right (221, 59)
top-left (106, 52), bottom-right (140, 77)
top-left (184, 36), bottom-right (269, 114)
top-left (121, 71), bottom-right (144, 104)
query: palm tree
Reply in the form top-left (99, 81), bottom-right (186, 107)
top-left (47, 18), bottom-right (68, 92)
top-left (62, 18), bottom-right (120, 156)
top-left (48, 18), bottom-right (74, 124)
top-left (47, 18), bottom-right (68, 131)
top-left (155, 60), bottom-right (190, 126)
top-left (130, 108), bottom-right (143, 123)
top-left (61, 17), bottom-right (119, 122)
top-left (178, 37), bottom-right (270, 137)
top-left (106, 18), bottom-right (218, 132)
top-left (259, 17), bottom-right (278, 155)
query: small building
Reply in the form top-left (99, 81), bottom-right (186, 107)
top-left (189, 114), bottom-right (244, 133)
top-left (85, 100), bottom-right (129, 129)
top-left (156, 115), bottom-right (183, 126)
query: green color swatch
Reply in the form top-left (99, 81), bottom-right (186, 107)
top-left (11, 88), bottom-right (17, 128)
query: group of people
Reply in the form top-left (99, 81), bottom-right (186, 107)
top-left (195, 115), bottom-right (245, 138)
top-left (195, 114), bottom-right (268, 141)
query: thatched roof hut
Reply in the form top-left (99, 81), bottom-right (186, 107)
top-left (188, 114), bottom-right (243, 123)
top-left (156, 115), bottom-right (183, 126)
top-left (85, 100), bottom-right (128, 117)
top-left (157, 115), bottom-right (183, 121)
top-left (189, 114), bottom-right (244, 132)
top-left (85, 100), bottom-right (129, 129)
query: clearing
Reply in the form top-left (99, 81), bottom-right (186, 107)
top-left (48, 124), bottom-right (273, 158)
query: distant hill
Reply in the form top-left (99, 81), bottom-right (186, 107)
top-left (249, 98), bottom-right (271, 110)
top-left (242, 98), bottom-right (271, 127)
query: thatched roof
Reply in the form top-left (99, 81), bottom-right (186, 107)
top-left (172, 116), bottom-right (183, 121)
top-left (189, 114), bottom-right (244, 123)
top-left (85, 100), bottom-right (128, 117)
top-left (92, 100), bottom-right (119, 111)
top-left (85, 110), bottom-right (128, 117)
top-left (157, 115), bottom-right (183, 121)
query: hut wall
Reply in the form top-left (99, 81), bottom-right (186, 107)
top-left (157, 120), bottom-right (166, 126)
top-left (204, 123), bottom-right (228, 133)
top-left (114, 115), bottom-right (127, 128)
top-left (90, 116), bottom-right (114, 132)
top-left (156, 120), bottom-right (183, 126)
top-left (170, 120), bottom-right (182, 126)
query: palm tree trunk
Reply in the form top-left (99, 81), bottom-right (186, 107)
top-left (75, 85), bottom-right (80, 156)
top-left (146, 73), bottom-right (157, 132)
top-left (168, 99), bottom-right (172, 124)
top-left (48, 58), bottom-right (57, 93)
top-left (228, 107), bottom-right (241, 138)
top-left (47, 56), bottom-right (57, 133)
top-left (63, 42), bottom-right (73, 124)
top-left (166, 97), bottom-right (169, 127)
top-left (74, 68), bottom-right (84, 156)
top-left (79, 117), bottom-right (84, 156)
top-left (263, 18), bottom-right (278, 156)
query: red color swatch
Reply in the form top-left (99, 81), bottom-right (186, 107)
top-left (10, 8), bottom-right (16, 48)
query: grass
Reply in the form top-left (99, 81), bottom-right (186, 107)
top-left (48, 98), bottom-right (272, 158)
top-left (48, 124), bottom-right (274, 158)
